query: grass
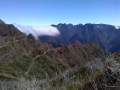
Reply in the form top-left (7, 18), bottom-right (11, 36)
top-left (0, 37), bottom-right (119, 90)
top-left (0, 67), bottom-right (104, 90)
top-left (0, 54), bottom-right (119, 90)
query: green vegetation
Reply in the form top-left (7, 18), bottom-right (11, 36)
top-left (0, 26), bottom-right (120, 90)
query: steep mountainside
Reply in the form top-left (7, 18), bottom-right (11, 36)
top-left (14, 23), bottom-right (120, 52)
top-left (38, 23), bottom-right (120, 52)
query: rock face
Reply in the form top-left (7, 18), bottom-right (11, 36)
top-left (39, 23), bottom-right (120, 52)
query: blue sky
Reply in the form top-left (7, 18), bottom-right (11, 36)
top-left (0, 0), bottom-right (120, 26)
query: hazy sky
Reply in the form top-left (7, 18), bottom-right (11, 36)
top-left (0, 0), bottom-right (119, 26)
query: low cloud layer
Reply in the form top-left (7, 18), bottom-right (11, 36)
top-left (14, 24), bottom-right (60, 39)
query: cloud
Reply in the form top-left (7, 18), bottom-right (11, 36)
top-left (115, 25), bottom-right (120, 29)
top-left (14, 24), bottom-right (60, 39)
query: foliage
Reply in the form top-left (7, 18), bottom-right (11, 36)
top-left (0, 24), bottom-right (120, 89)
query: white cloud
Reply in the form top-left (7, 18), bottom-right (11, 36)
top-left (14, 24), bottom-right (60, 39)
top-left (115, 25), bottom-right (120, 29)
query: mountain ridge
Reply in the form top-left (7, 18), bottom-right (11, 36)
top-left (39, 23), bottom-right (120, 52)
top-left (0, 19), bottom-right (120, 52)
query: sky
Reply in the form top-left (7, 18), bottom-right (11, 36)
top-left (0, 0), bottom-right (120, 26)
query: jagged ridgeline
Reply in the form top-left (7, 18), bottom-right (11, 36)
top-left (0, 20), bottom-right (120, 90)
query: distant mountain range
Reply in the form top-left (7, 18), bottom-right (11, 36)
top-left (16, 23), bottom-right (120, 52)
top-left (0, 19), bottom-right (120, 52)
top-left (47, 23), bottom-right (120, 52)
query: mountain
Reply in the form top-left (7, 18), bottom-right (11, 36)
top-left (14, 23), bottom-right (120, 52)
top-left (0, 20), bottom-right (106, 80)
top-left (39, 23), bottom-right (120, 52)
top-left (0, 20), bottom-right (120, 90)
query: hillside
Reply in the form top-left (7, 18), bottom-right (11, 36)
top-left (0, 21), bottom-right (120, 90)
